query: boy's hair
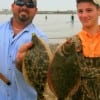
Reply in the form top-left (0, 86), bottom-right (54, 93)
top-left (76, 0), bottom-right (99, 7)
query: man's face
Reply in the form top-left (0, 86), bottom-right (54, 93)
top-left (12, 0), bottom-right (37, 23)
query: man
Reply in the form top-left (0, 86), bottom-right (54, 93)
top-left (0, 0), bottom-right (48, 100)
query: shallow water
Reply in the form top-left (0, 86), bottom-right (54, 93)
top-left (0, 14), bottom-right (82, 43)
top-left (34, 14), bottom-right (82, 43)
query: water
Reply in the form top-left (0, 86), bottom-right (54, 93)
top-left (0, 14), bottom-right (82, 43)
top-left (34, 14), bottom-right (82, 43)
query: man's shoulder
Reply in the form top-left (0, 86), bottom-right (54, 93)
top-left (32, 24), bottom-right (45, 34)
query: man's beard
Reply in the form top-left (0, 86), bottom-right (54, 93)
top-left (19, 14), bottom-right (29, 22)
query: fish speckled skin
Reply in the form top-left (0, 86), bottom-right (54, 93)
top-left (48, 38), bottom-right (81, 100)
top-left (23, 33), bottom-right (52, 100)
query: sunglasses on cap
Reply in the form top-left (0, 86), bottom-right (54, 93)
top-left (14, 0), bottom-right (36, 8)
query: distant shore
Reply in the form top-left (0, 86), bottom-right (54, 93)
top-left (0, 9), bottom-right (76, 15)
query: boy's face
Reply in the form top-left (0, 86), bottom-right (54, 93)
top-left (77, 2), bottom-right (100, 28)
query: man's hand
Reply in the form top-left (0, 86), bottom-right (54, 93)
top-left (16, 42), bottom-right (33, 72)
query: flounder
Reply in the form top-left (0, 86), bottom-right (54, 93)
top-left (22, 33), bottom-right (52, 100)
top-left (48, 37), bottom-right (81, 100)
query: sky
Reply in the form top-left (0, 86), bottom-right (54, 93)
top-left (0, 0), bottom-right (76, 11)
